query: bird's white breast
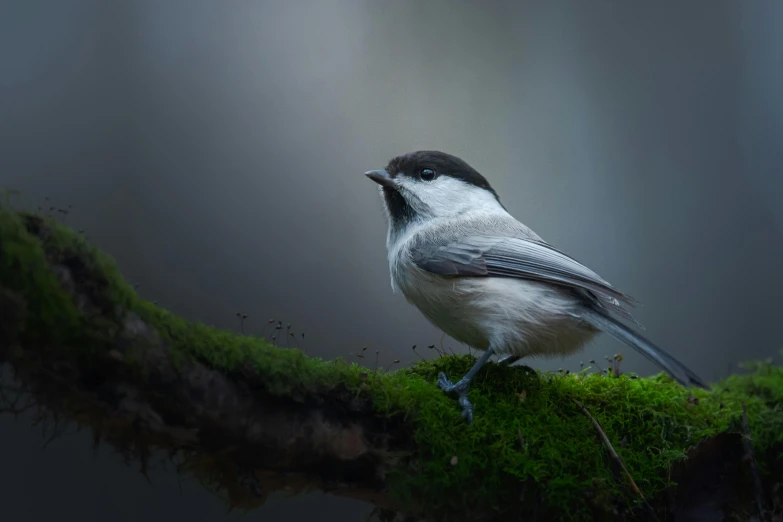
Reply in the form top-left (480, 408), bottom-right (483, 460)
top-left (388, 220), bottom-right (598, 358)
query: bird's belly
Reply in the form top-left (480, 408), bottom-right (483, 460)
top-left (398, 272), bottom-right (598, 358)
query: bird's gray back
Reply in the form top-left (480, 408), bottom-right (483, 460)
top-left (406, 212), bottom-right (541, 250)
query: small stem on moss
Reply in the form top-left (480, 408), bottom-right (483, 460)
top-left (741, 401), bottom-right (772, 522)
top-left (289, 330), bottom-right (300, 350)
top-left (260, 319), bottom-right (275, 341)
top-left (571, 398), bottom-right (658, 521)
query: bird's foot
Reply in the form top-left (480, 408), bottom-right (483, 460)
top-left (437, 372), bottom-right (474, 424)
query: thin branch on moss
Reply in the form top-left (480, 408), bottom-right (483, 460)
top-left (274, 320), bottom-right (284, 345)
top-left (288, 326), bottom-right (301, 351)
top-left (352, 346), bottom-right (368, 360)
top-left (427, 343), bottom-right (443, 358)
top-left (439, 334), bottom-right (456, 357)
top-left (741, 401), bottom-right (772, 522)
top-left (235, 312), bottom-right (248, 334)
top-left (259, 318), bottom-right (275, 341)
top-left (571, 397), bottom-right (659, 521)
top-left (612, 353), bottom-right (623, 377)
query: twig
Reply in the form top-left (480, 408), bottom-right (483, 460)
top-left (288, 323), bottom-right (301, 350)
top-left (571, 398), bottom-right (659, 521)
top-left (351, 347), bottom-right (367, 360)
top-left (270, 321), bottom-right (282, 346)
top-left (235, 312), bottom-right (248, 334)
top-left (259, 319), bottom-right (275, 341)
top-left (441, 333), bottom-right (456, 356)
top-left (741, 402), bottom-right (772, 522)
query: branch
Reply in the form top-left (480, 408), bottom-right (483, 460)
top-left (571, 398), bottom-right (658, 521)
top-left (1, 207), bottom-right (781, 521)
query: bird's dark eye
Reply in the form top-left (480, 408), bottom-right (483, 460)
top-left (420, 168), bottom-right (436, 181)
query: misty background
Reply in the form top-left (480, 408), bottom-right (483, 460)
top-left (1, 0), bottom-right (782, 520)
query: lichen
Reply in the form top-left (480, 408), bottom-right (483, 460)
top-left (1, 205), bottom-right (781, 521)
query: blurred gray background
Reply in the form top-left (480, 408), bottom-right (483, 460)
top-left (1, 0), bottom-right (782, 520)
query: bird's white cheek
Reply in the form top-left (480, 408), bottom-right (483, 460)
top-left (394, 177), bottom-right (506, 221)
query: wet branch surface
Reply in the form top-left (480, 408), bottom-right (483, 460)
top-left (0, 213), bottom-right (404, 512)
top-left (0, 210), bottom-right (781, 522)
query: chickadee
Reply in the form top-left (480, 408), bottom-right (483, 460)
top-left (366, 150), bottom-right (710, 423)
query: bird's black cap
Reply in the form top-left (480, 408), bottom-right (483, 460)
top-left (367, 150), bottom-right (502, 228)
top-left (384, 150), bottom-right (500, 200)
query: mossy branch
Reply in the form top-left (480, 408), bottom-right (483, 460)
top-left (0, 206), bottom-right (782, 522)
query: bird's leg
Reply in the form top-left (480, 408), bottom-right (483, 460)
top-left (498, 353), bottom-right (538, 376)
top-left (497, 354), bottom-right (521, 365)
top-left (437, 347), bottom-right (495, 424)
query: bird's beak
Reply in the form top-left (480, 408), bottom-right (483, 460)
top-left (364, 169), bottom-right (397, 189)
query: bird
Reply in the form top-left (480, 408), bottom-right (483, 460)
top-left (364, 150), bottom-right (710, 423)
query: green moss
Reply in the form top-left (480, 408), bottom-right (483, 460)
top-left (1, 205), bottom-right (781, 521)
top-left (393, 356), bottom-right (783, 519)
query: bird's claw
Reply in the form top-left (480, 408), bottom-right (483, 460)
top-left (437, 372), bottom-right (474, 423)
top-left (436, 371), bottom-right (456, 391)
top-left (457, 394), bottom-right (473, 423)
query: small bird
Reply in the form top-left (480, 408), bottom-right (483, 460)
top-left (365, 150), bottom-right (710, 423)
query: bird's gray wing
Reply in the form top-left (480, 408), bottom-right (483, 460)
top-left (410, 235), bottom-right (641, 325)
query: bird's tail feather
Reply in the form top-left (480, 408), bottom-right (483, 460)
top-left (580, 307), bottom-right (711, 391)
